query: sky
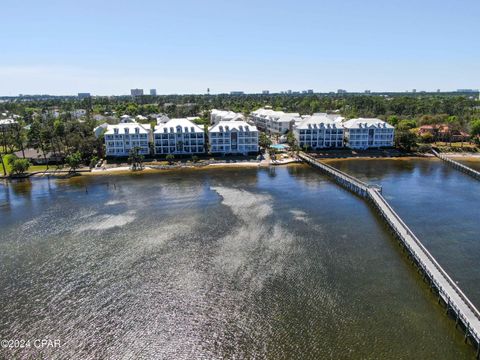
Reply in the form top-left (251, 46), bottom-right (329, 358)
top-left (0, 0), bottom-right (479, 95)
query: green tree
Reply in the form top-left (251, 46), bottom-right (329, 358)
top-left (65, 151), bottom-right (82, 173)
top-left (286, 131), bottom-right (296, 146)
top-left (128, 147), bottom-right (144, 170)
top-left (395, 130), bottom-right (418, 151)
top-left (259, 132), bottom-right (272, 149)
top-left (387, 115), bottom-right (399, 126)
top-left (396, 119), bottom-right (417, 131)
top-left (191, 155), bottom-right (199, 163)
top-left (470, 119), bottom-right (480, 138)
top-left (28, 119), bottom-right (52, 170)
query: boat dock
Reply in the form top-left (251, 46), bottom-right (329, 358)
top-left (298, 152), bottom-right (480, 357)
top-left (432, 149), bottom-right (480, 181)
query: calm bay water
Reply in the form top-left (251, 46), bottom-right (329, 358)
top-left (0, 162), bottom-right (477, 359)
top-left (327, 158), bottom-right (480, 307)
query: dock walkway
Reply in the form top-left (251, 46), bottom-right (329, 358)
top-left (299, 152), bottom-right (480, 355)
top-left (432, 149), bottom-right (480, 181)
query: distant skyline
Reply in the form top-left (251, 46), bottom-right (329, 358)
top-left (1, 0), bottom-right (479, 96)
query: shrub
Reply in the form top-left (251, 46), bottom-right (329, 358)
top-left (11, 158), bottom-right (31, 175)
top-left (166, 154), bottom-right (175, 164)
top-left (417, 144), bottom-right (432, 153)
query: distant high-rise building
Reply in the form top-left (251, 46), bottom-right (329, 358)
top-left (307, 89), bottom-right (314, 94)
top-left (78, 93), bottom-right (91, 99)
top-left (337, 89), bottom-right (347, 94)
top-left (365, 90), bottom-right (371, 94)
top-left (262, 90), bottom-right (269, 94)
top-left (230, 91), bottom-right (244, 95)
top-left (131, 88), bottom-right (144, 97)
top-left (287, 90), bottom-right (292, 94)
top-left (412, 89), bottom-right (417, 93)
top-left (457, 89), bottom-right (477, 93)
top-left (437, 89), bottom-right (441, 93)
top-left (150, 89), bottom-right (157, 96)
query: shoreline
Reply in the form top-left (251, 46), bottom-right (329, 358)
top-left (2, 153), bottom-right (480, 180)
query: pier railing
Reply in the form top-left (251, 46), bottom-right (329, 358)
top-left (432, 149), bottom-right (480, 180)
top-left (368, 188), bottom-right (480, 343)
top-left (298, 152), bottom-right (379, 194)
top-left (299, 151), bottom-right (480, 349)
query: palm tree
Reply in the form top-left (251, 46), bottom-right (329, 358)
top-left (0, 152), bottom-right (7, 176)
top-left (128, 147), bottom-right (144, 171)
top-left (176, 140), bottom-right (184, 153)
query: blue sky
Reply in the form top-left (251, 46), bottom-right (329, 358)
top-left (1, 0), bottom-right (478, 95)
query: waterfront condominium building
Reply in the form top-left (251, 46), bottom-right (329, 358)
top-left (293, 115), bottom-right (344, 150)
top-left (210, 109), bottom-right (245, 125)
top-left (154, 118), bottom-right (205, 155)
top-left (343, 118), bottom-right (395, 149)
top-left (103, 121), bottom-right (151, 157)
top-left (208, 121), bottom-right (259, 155)
top-left (250, 108), bottom-right (301, 135)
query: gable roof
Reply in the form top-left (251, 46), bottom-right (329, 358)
top-left (209, 120), bottom-right (258, 133)
top-left (154, 118), bottom-right (204, 133)
top-left (343, 118), bottom-right (394, 129)
top-left (296, 115), bottom-right (343, 130)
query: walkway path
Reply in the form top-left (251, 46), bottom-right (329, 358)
top-left (432, 149), bottom-right (480, 181)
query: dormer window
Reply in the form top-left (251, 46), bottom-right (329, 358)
top-left (114, 128), bottom-right (119, 134)
top-left (176, 126), bottom-right (182, 132)
top-left (219, 126), bottom-right (223, 132)
top-left (125, 128), bottom-right (129, 134)
top-left (184, 127), bottom-right (188, 132)
top-left (135, 128), bottom-right (139, 134)
top-left (170, 127), bottom-right (174, 133)
top-left (190, 127), bottom-right (194, 132)
top-left (225, 126), bottom-right (229, 131)
top-left (163, 128), bottom-right (167, 133)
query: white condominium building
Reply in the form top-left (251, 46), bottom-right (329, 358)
top-left (343, 118), bottom-right (395, 149)
top-left (103, 121), bottom-right (151, 156)
top-left (209, 121), bottom-right (259, 155)
top-left (210, 109), bottom-right (245, 125)
top-left (154, 118), bottom-right (205, 155)
top-left (250, 108), bottom-right (301, 134)
top-left (294, 115), bottom-right (344, 150)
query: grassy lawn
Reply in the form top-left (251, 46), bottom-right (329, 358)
top-left (433, 141), bottom-right (476, 147)
top-left (0, 158), bottom-right (61, 175)
top-left (433, 142), bottom-right (479, 152)
top-left (0, 157), bottom-right (12, 175)
top-left (28, 165), bottom-right (50, 172)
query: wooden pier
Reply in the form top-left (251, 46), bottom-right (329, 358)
top-left (299, 152), bottom-right (480, 356)
top-left (298, 152), bottom-right (380, 196)
top-left (432, 149), bottom-right (480, 181)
